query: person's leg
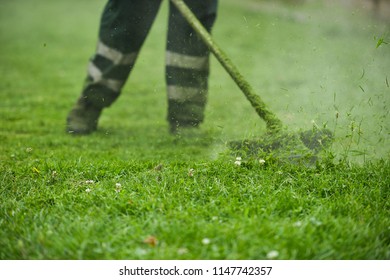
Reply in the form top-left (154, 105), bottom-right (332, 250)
top-left (67, 0), bottom-right (162, 134)
top-left (166, 0), bottom-right (218, 133)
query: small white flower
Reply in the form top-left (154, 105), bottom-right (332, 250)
top-left (293, 221), bottom-right (303, 227)
top-left (26, 147), bottom-right (33, 153)
top-left (85, 180), bottom-right (94, 184)
top-left (267, 250), bottom-right (279, 259)
top-left (202, 238), bottom-right (211, 245)
top-left (234, 156), bottom-right (242, 166)
top-left (85, 188), bottom-right (91, 193)
top-left (259, 159), bottom-right (266, 165)
top-left (188, 168), bottom-right (195, 177)
top-left (310, 217), bottom-right (322, 226)
top-left (177, 248), bottom-right (189, 255)
top-left (115, 183), bottom-right (122, 193)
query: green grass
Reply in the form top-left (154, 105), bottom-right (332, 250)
top-left (0, 0), bottom-right (389, 259)
top-left (1, 157), bottom-right (389, 259)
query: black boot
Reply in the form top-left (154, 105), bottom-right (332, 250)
top-left (66, 98), bottom-right (102, 135)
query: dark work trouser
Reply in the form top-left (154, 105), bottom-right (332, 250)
top-left (80, 0), bottom-right (218, 126)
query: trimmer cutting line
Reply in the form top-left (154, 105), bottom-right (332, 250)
top-left (170, 0), bottom-right (333, 159)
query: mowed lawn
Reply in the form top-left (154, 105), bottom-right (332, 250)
top-left (0, 0), bottom-right (389, 259)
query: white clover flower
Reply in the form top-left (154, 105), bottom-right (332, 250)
top-left (85, 180), bottom-right (94, 184)
top-left (267, 250), bottom-right (279, 259)
top-left (202, 238), bottom-right (211, 245)
top-left (177, 248), bottom-right (189, 255)
top-left (115, 183), bottom-right (122, 193)
top-left (85, 188), bottom-right (91, 193)
top-left (259, 159), bottom-right (266, 165)
top-left (310, 217), bottom-right (322, 226)
top-left (234, 156), bottom-right (242, 166)
top-left (293, 221), bottom-right (303, 227)
top-left (188, 168), bottom-right (195, 177)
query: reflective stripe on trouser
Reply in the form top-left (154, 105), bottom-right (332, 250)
top-left (79, 0), bottom-right (218, 125)
top-left (166, 0), bottom-right (217, 126)
top-left (82, 40), bottom-right (138, 107)
top-left (81, 0), bottom-right (162, 108)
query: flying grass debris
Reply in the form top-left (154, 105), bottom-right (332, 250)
top-left (376, 37), bottom-right (388, 48)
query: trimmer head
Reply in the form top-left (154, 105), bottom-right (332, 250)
top-left (299, 128), bottom-right (333, 153)
top-left (229, 128), bottom-right (333, 164)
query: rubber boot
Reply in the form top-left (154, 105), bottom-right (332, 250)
top-left (66, 98), bottom-right (102, 135)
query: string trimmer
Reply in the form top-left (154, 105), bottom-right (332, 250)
top-left (170, 0), bottom-right (333, 161)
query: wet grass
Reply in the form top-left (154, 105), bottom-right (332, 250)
top-left (0, 0), bottom-right (389, 259)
